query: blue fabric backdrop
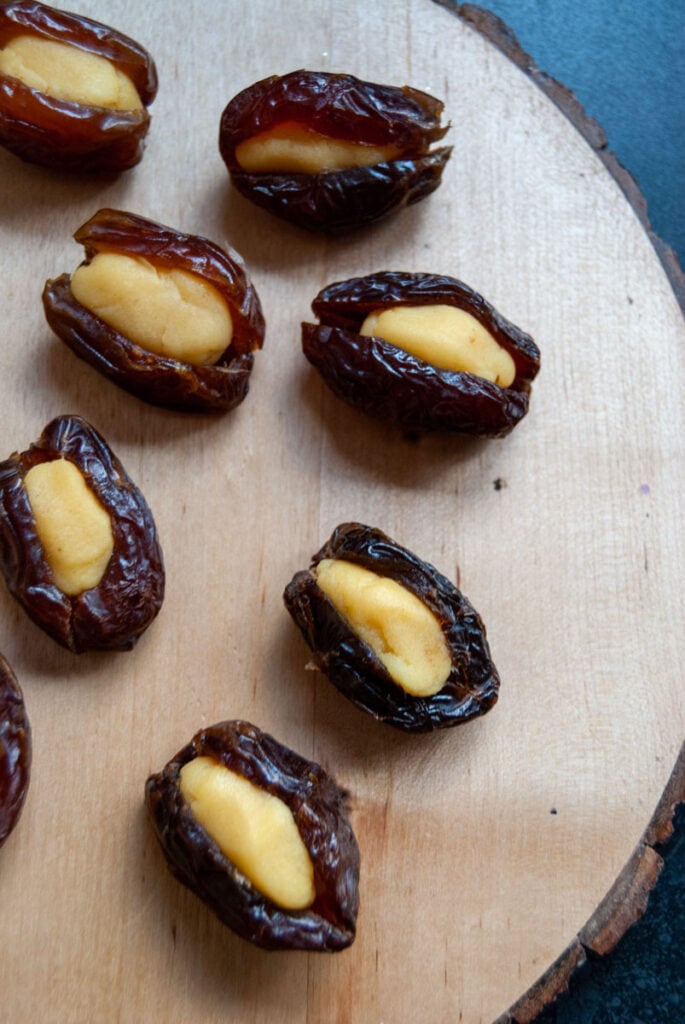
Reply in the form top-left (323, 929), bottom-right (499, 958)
top-left (470, 0), bottom-right (684, 264)
top-left (468, 3), bottom-right (684, 1020)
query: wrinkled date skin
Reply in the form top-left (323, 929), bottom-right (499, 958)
top-left (219, 69), bottom-right (451, 234)
top-left (0, 654), bottom-right (31, 848)
top-left (0, 415), bottom-right (164, 652)
top-left (303, 272), bottom-right (541, 437)
top-left (284, 523), bottom-right (500, 732)
top-left (42, 209), bottom-right (266, 412)
top-left (145, 720), bottom-right (360, 952)
top-left (0, 1), bottom-right (157, 171)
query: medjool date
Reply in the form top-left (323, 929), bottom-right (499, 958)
top-left (145, 720), bottom-right (359, 952)
top-left (284, 522), bottom-right (500, 732)
top-left (219, 70), bottom-right (451, 233)
top-left (42, 209), bottom-right (265, 412)
top-left (303, 272), bottom-right (541, 436)
top-left (0, 654), bottom-right (31, 848)
top-left (0, 415), bottom-right (164, 652)
top-left (0, 1), bottom-right (157, 171)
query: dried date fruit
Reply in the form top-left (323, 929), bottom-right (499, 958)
top-left (0, 414), bottom-right (164, 652)
top-left (219, 69), bottom-right (451, 234)
top-left (303, 272), bottom-right (541, 436)
top-left (145, 720), bottom-right (359, 952)
top-left (0, 1), bottom-right (157, 172)
top-left (42, 209), bottom-right (265, 412)
top-left (284, 523), bottom-right (499, 732)
top-left (0, 654), bottom-right (31, 848)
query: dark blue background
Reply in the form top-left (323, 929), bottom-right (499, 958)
top-left (472, 0), bottom-right (685, 265)
top-left (466, 3), bottom-right (684, 1020)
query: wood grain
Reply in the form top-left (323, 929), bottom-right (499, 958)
top-left (0, 2), bottom-right (683, 1022)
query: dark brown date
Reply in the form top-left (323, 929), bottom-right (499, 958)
top-left (145, 720), bottom-right (360, 952)
top-left (42, 209), bottom-right (266, 413)
top-left (219, 69), bottom-right (451, 234)
top-left (0, 415), bottom-right (164, 652)
top-left (0, 2), bottom-right (157, 172)
top-left (0, 653), bottom-right (31, 848)
top-left (284, 523), bottom-right (500, 732)
top-left (302, 272), bottom-right (541, 437)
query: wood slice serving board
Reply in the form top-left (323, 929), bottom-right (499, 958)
top-left (0, 2), bottom-right (683, 1022)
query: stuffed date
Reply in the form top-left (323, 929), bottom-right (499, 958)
top-left (0, 654), bottom-right (31, 848)
top-left (0, 415), bottom-right (164, 652)
top-left (284, 523), bottom-right (500, 732)
top-left (302, 272), bottom-right (541, 436)
top-left (145, 720), bottom-right (360, 952)
top-left (219, 69), bottom-right (451, 234)
top-left (0, 1), bottom-right (157, 171)
top-left (42, 209), bottom-right (265, 412)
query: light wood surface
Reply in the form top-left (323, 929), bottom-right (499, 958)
top-left (0, 2), bottom-right (683, 1022)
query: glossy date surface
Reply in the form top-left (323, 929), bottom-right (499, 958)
top-left (0, 1), bottom-right (157, 171)
top-left (301, 272), bottom-right (540, 436)
top-left (43, 209), bottom-right (265, 413)
top-left (145, 720), bottom-right (360, 952)
top-left (0, 415), bottom-right (164, 653)
top-left (219, 70), bottom-right (452, 233)
top-left (0, 653), bottom-right (31, 848)
top-left (284, 522), bottom-right (500, 732)
top-left (303, 272), bottom-right (541, 437)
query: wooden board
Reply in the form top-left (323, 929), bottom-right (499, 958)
top-left (0, 2), bottom-right (683, 1022)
